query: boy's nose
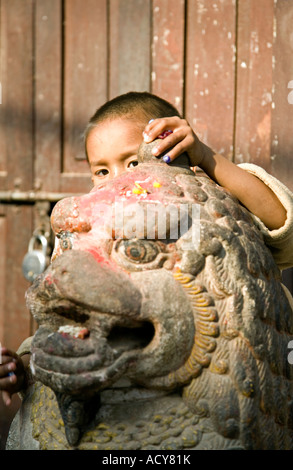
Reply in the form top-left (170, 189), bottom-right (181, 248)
top-left (112, 161), bottom-right (128, 179)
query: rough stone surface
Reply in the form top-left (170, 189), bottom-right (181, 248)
top-left (7, 148), bottom-right (293, 450)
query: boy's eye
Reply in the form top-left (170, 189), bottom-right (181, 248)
top-left (128, 161), bottom-right (139, 168)
top-left (95, 169), bottom-right (109, 177)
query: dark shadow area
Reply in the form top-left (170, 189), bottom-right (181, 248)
top-left (0, 394), bottom-right (21, 450)
top-left (282, 268), bottom-right (293, 295)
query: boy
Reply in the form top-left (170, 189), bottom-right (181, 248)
top-left (1, 91), bottom-right (293, 405)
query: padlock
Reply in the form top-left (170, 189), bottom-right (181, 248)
top-left (22, 234), bottom-right (48, 282)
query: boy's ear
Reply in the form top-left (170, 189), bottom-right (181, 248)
top-left (137, 139), bottom-right (190, 168)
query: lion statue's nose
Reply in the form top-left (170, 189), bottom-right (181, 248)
top-left (29, 249), bottom-right (142, 318)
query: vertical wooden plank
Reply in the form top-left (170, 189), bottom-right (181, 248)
top-left (0, 207), bottom-right (22, 452)
top-left (34, 0), bottom-right (62, 193)
top-left (0, 0), bottom-right (34, 353)
top-left (0, 0), bottom-right (8, 179)
top-left (185, 0), bottom-right (236, 159)
top-left (1, 205), bottom-right (32, 351)
top-left (63, 0), bottom-right (108, 172)
top-left (109, 0), bottom-right (151, 98)
top-left (271, 0), bottom-right (293, 192)
top-left (0, 2), bottom-right (39, 447)
top-left (151, 0), bottom-right (185, 115)
top-left (0, 211), bottom-right (6, 346)
top-left (0, 0), bottom-right (7, 180)
top-left (0, 0), bottom-right (34, 192)
top-left (234, 0), bottom-right (275, 171)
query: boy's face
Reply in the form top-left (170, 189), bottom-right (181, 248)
top-left (86, 118), bottom-right (145, 186)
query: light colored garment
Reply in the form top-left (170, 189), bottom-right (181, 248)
top-left (239, 163), bottom-right (293, 271)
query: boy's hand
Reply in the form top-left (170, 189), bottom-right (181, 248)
top-left (143, 117), bottom-right (287, 232)
top-left (142, 116), bottom-right (205, 166)
top-left (0, 347), bottom-right (26, 406)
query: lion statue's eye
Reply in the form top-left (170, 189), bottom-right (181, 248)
top-left (120, 240), bottom-right (159, 263)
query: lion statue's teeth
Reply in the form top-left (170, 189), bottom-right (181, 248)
top-left (58, 325), bottom-right (89, 339)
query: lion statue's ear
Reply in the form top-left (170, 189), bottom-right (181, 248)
top-left (138, 138), bottom-right (190, 168)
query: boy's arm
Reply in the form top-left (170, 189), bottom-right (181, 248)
top-left (143, 117), bottom-right (287, 231)
top-left (199, 145), bottom-right (287, 231)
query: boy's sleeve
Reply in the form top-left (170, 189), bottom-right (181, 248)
top-left (238, 163), bottom-right (293, 270)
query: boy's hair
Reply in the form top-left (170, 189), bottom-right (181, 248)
top-left (84, 91), bottom-right (181, 160)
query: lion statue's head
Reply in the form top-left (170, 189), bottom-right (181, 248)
top-left (8, 145), bottom-right (293, 450)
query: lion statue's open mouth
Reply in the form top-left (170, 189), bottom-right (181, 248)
top-left (29, 249), bottom-right (195, 397)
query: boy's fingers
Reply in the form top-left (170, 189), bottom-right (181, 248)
top-left (1, 346), bottom-right (12, 355)
top-left (162, 143), bottom-right (186, 163)
top-left (143, 117), bottom-right (180, 142)
top-left (0, 362), bottom-right (17, 380)
top-left (143, 117), bottom-right (195, 163)
top-left (0, 375), bottom-right (18, 408)
top-left (0, 359), bottom-right (16, 376)
top-left (0, 371), bottom-right (17, 385)
top-left (1, 347), bottom-right (18, 360)
top-left (151, 129), bottom-right (186, 157)
top-left (2, 390), bottom-right (12, 406)
top-left (160, 137), bottom-right (193, 164)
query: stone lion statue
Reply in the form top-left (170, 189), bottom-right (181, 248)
top-left (7, 143), bottom-right (293, 450)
